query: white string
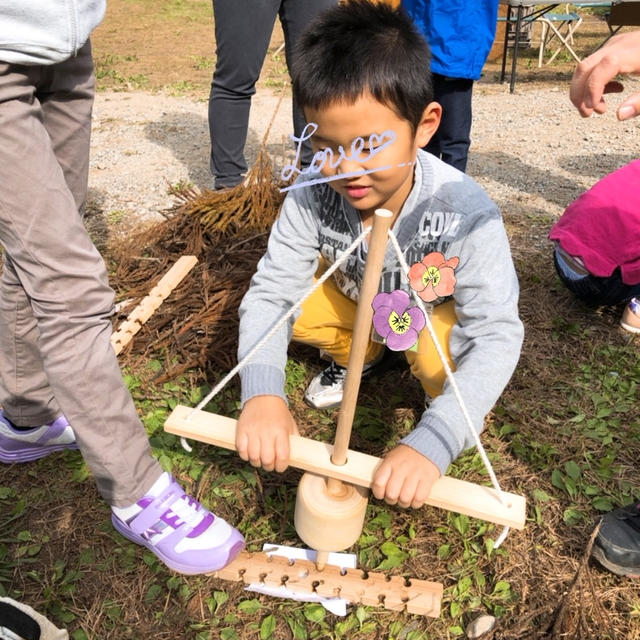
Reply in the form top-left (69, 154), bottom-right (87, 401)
top-left (179, 224), bottom-right (512, 547)
top-left (178, 233), bottom-right (369, 451)
top-left (386, 230), bottom-right (511, 547)
top-left (185, 226), bottom-right (371, 419)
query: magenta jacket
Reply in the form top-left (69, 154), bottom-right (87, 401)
top-left (549, 160), bottom-right (640, 285)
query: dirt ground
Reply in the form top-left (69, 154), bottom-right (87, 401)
top-left (91, 1), bottom-right (616, 95)
top-left (91, 0), bottom-right (288, 95)
top-left (2, 3), bottom-right (640, 640)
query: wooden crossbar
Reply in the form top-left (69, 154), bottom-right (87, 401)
top-left (165, 405), bottom-right (527, 529)
top-left (214, 550), bottom-right (442, 616)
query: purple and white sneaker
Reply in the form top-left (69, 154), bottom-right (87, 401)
top-left (621, 297), bottom-right (640, 334)
top-left (111, 473), bottom-right (245, 575)
top-left (0, 410), bottom-right (78, 463)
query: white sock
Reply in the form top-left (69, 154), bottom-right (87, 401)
top-left (112, 472), bottom-right (171, 521)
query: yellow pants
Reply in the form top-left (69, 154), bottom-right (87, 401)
top-left (292, 276), bottom-right (456, 398)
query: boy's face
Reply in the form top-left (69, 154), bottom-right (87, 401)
top-left (304, 92), bottom-right (440, 224)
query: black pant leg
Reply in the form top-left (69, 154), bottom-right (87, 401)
top-left (279, 0), bottom-right (338, 167)
top-left (424, 73), bottom-right (474, 173)
top-left (208, 0), bottom-right (280, 188)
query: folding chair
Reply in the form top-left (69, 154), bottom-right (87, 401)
top-left (574, 1), bottom-right (640, 53)
top-left (608, 0), bottom-right (640, 34)
top-left (537, 10), bottom-right (583, 66)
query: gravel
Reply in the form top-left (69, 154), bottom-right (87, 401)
top-left (88, 77), bottom-right (640, 225)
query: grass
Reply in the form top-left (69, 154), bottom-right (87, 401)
top-left (2, 2), bottom-right (640, 638)
top-left (91, 0), bottom-right (285, 96)
top-left (3, 312), bottom-right (638, 638)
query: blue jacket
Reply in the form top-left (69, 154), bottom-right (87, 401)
top-left (402, 0), bottom-right (499, 80)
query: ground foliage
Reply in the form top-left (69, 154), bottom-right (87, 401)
top-left (109, 144), bottom-right (286, 381)
top-left (3, 137), bottom-right (639, 639)
top-left (1, 3), bottom-right (640, 639)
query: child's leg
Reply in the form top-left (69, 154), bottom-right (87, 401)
top-left (0, 45), bottom-right (161, 506)
top-left (292, 276), bottom-right (383, 366)
top-left (0, 256), bottom-right (59, 425)
top-left (405, 301), bottom-right (457, 398)
top-left (0, 46), bottom-right (245, 574)
top-left (553, 245), bottom-right (640, 306)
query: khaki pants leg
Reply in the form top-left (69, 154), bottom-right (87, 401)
top-left (0, 43), bottom-right (162, 506)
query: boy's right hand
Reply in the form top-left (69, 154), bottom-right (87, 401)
top-left (236, 395), bottom-right (299, 473)
top-left (570, 31), bottom-right (640, 119)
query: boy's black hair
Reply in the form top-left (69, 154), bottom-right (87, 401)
top-left (291, 0), bottom-right (433, 132)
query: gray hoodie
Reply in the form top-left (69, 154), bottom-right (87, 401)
top-left (0, 0), bottom-right (106, 65)
top-left (238, 149), bottom-right (524, 475)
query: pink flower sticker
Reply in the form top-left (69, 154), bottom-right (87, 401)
top-left (408, 252), bottom-right (460, 303)
top-left (372, 290), bottom-right (425, 352)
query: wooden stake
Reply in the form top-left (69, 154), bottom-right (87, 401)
top-left (293, 210), bottom-right (392, 564)
top-left (165, 404), bottom-right (527, 529)
top-left (331, 210), bottom-right (393, 469)
top-left (111, 256), bottom-right (198, 355)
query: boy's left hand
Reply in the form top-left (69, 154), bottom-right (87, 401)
top-left (372, 445), bottom-right (440, 509)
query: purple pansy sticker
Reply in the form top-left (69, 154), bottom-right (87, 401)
top-left (372, 290), bottom-right (425, 352)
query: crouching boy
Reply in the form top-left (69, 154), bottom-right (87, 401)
top-left (235, 0), bottom-right (524, 509)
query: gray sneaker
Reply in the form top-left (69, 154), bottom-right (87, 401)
top-left (304, 359), bottom-right (380, 409)
top-left (620, 297), bottom-right (640, 334)
top-left (592, 502), bottom-right (640, 577)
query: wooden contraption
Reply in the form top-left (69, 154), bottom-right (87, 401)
top-left (293, 210), bottom-right (394, 570)
top-left (163, 211), bottom-right (527, 617)
top-left (164, 405), bottom-right (526, 530)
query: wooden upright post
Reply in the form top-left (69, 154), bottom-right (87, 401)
top-left (299, 209), bottom-right (393, 569)
top-left (329, 209), bottom-right (393, 482)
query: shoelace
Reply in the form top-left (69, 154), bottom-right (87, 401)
top-left (162, 495), bottom-right (205, 530)
top-left (320, 361), bottom-right (347, 386)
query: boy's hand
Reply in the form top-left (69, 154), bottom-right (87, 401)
top-left (372, 445), bottom-right (440, 509)
top-left (236, 395), bottom-right (299, 473)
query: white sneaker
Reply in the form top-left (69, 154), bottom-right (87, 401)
top-left (304, 359), bottom-right (380, 409)
top-left (620, 297), bottom-right (640, 334)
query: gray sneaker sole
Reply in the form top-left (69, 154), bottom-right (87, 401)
top-left (592, 543), bottom-right (640, 578)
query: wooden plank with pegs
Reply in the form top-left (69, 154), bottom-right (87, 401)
top-left (165, 404), bottom-right (527, 529)
top-left (212, 551), bottom-right (442, 617)
top-left (111, 255), bottom-right (198, 355)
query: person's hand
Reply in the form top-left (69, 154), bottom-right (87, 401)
top-left (236, 395), bottom-right (299, 472)
top-left (371, 444), bottom-right (440, 509)
top-left (570, 30), bottom-right (640, 120)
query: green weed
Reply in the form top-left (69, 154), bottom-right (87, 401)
top-left (192, 55), bottom-right (215, 70)
top-left (95, 53), bottom-right (148, 90)
top-left (0, 487), bottom-right (29, 596)
top-left (165, 80), bottom-right (198, 96)
top-left (264, 54), bottom-right (289, 90)
top-left (107, 209), bottom-right (128, 225)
